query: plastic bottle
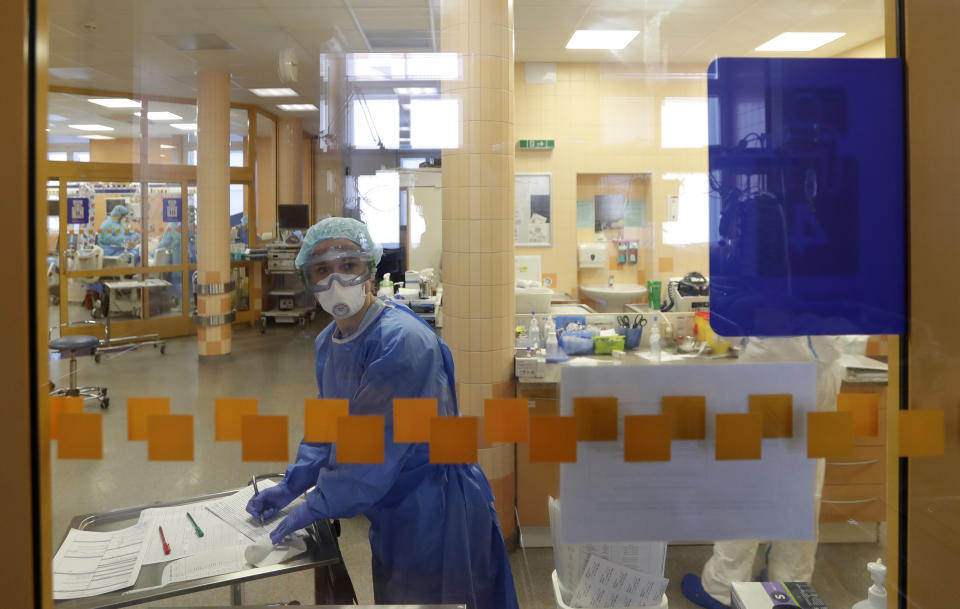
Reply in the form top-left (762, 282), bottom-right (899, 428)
top-left (527, 312), bottom-right (540, 351)
top-left (649, 315), bottom-right (661, 363)
top-left (852, 558), bottom-right (886, 609)
top-left (377, 273), bottom-right (394, 300)
top-left (543, 314), bottom-right (558, 350)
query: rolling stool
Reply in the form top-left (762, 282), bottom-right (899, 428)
top-left (49, 335), bottom-right (108, 409)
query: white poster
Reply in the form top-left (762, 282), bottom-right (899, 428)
top-left (515, 173), bottom-right (551, 245)
top-left (560, 362), bottom-right (817, 544)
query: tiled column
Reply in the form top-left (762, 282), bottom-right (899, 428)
top-left (196, 71), bottom-right (232, 357)
top-left (441, 0), bottom-right (516, 541)
top-left (277, 117), bottom-right (302, 204)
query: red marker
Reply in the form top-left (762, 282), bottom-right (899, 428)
top-left (158, 526), bottom-right (171, 555)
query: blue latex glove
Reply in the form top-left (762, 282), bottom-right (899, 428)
top-left (269, 501), bottom-right (324, 544)
top-left (245, 483), bottom-right (298, 522)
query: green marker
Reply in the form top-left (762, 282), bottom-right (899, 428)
top-left (186, 512), bottom-right (204, 537)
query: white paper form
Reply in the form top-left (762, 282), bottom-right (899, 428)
top-left (160, 546), bottom-right (248, 586)
top-left (560, 362), bottom-right (818, 544)
top-left (570, 555), bottom-right (669, 608)
top-left (137, 499), bottom-right (250, 565)
top-left (53, 523), bottom-right (150, 599)
top-left (205, 480), bottom-right (307, 543)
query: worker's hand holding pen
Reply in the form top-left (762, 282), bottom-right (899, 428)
top-left (246, 481), bottom-right (298, 522)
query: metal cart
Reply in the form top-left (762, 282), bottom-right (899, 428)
top-left (95, 278), bottom-right (168, 362)
top-left (259, 243), bottom-right (315, 332)
top-left (54, 477), bottom-right (356, 608)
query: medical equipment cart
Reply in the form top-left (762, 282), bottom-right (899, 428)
top-left (259, 243), bottom-right (315, 332)
top-left (95, 278), bottom-right (169, 362)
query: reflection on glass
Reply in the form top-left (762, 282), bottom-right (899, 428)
top-left (347, 53), bottom-right (460, 81)
top-left (147, 272), bottom-right (183, 318)
top-left (147, 183), bottom-right (184, 266)
top-left (410, 99), bottom-right (460, 149)
top-left (147, 101), bottom-right (197, 165)
top-left (352, 99), bottom-right (399, 149)
top-left (48, 92), bottom-right (142, 163)
top-left (255, 114), bottom-right (276, 239)
top-left (63, 181), bottom-right (142, 270)
top-left (230, 184), bottom-right (248, 247)
top-left (661, 98), bottom-right (708, 148)
top-left (186, 185), bottom-right (198, 264)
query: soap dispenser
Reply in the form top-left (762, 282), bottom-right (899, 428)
top-left (852, 558), bottom-right (886, 609)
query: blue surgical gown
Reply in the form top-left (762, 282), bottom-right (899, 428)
top-left (283, 301), bottom-right (519, 608)
top-left (98, 217), bottom-right (140, 263)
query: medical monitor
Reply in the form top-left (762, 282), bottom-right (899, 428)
top-left (277, 204), bottom-right (310, 230)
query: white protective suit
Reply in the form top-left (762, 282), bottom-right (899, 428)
top-left (700, 336), bottom-right (845, 606)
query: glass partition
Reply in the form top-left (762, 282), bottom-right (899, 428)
top-left (48, 92), bottom-right (143, 163)
top-left (255, 112), bottom-right (276, 241)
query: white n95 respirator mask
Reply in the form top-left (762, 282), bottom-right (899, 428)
top-left (313, 274), bottom-right (367, 319)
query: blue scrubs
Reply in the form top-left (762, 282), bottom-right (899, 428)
top-left (283, 301), bottom-right (519, 608)
top-left (98, 217), bottom-right (140, 264)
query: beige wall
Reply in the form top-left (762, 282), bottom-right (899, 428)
top-left (836, 37), bottom-right (886, 59)
top-left (515, 62), bottom-right (710, 297)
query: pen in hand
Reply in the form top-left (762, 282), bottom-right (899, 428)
top-left (251, 475), bottom-right (264, 526)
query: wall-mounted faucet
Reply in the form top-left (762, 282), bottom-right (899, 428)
top-left (608, 275), bottom-right (615, 287)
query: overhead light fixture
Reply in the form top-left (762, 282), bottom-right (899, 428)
top-left (755, 32), bottom-right (845, 52)
top-left (277, 104), bottom-right (318, 111)
top-left (394, 87), bottom-right (438, 95)
top-left (88, 98), bottom-right (141, 108)
top-left (134, 111), bottom-right (183, 121)
top-left (81, 135), bottom-right (115, 140)
top-left (69, 124), bottom-right (114, 132)
top-left (250, 88), bottom-right (298, 97)
top-left (159, 144), bottom-right (176, 149)
top-left (48, 114), bottom-right (69, 122)
top-left (171, 123), bottom-right (198, 131)
top-left (565, 30), bottom-right (639, 50)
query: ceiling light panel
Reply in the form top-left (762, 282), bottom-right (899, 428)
top-left (88, 98), bottom-right (142, 108)
top-left (250, 88), bottom-right (298, 97)
top-left (566, 30), bottom-right (640, 50)
top-left (81, 135), bottom-right (115, 140)
top-left (394, 87), bottom-right (438, 95)
top-left (277, 104), bottom-right (318, 111)
top-left (171, 123), bottom-right (198, 131)
top-left (134, 111), bottom-right (183, 121)
top-left (755, 32), bottom-right (846, 52)
top-left (69, 124), bottom-right (114, 132)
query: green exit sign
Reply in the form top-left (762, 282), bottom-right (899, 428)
top-left (518, 139), bottom-right (555, 149)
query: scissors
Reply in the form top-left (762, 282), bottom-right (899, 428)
top-left (617, 315), bottom-right (648, 329)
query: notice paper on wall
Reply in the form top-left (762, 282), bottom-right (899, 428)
top-left (53, 522), bottom-right (150, 599)
top-left (570, 554), bottom-right (669, 608)
top-left (560, 362), bottom-right (817, 543)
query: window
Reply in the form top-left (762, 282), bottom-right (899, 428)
top-left (352, 99), bottom-right (399, 149)
top-left (410, 99), bottom-right (460, 149)
top-left (357, 171), bottom-right (399, 248)
top-left (661, 98), bottom-right (708, 148)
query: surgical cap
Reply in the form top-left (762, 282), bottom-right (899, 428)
top-left (110, 204), bottom-right (129, 218)
top-left (295, 217), bottom-right (383, 271)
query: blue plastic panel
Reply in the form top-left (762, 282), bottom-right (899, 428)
top-left (708, 58), bottom-right (905, 336)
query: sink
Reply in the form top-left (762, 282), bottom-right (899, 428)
top-left (579, 283), bottom-right (648, 312)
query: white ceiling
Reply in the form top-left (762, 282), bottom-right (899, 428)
top-left (48, 0), bottom-right (884, 133)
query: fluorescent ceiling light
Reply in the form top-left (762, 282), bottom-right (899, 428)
top-left (394, 87), bottom-right (438, 95)
top-left (755, 32), bottom-right (845, 52)
top-left (159, 144), bottom-right (176, 149)
top-left (69, 124), bottom-right (114, 132)
top-left (277, 104), bottom-right (318, 111)
top-left (250, 88), bottom-right (298, 97)
top-left (566, 30), bottom-right (639, 50)
top-left (48, 114), bottom-right (68, 122)
top-left (134, 111), bottom-right (183, 121)
top-left (88, 98), bottom-right (141, 108)
top-left (171, 123), bottom-right (198, 130)
top-left (81, 135), bottom-right (115, 140)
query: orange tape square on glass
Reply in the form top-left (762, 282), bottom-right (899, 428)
top-left (529, 416), bottom-right (577, 463)
top-left (127, 397), bottom-right (171, 441)
top-left (837, 393), bottom-right (880, 437)
top-left (337, 416), bottom-right (385, 464)
top-left (241, 415), bottom-right (289, 462)
top-left (807, 411), bottom-right (854, 459)
top-left (50, 396), bottom-right (83, 441)
top-left (483, 398), bottom-right (529, 443)
top-left (214, 398), bottom-right (258, 441)
top-left (147, 415), bottom-right (194, 461)
top-left (899, 410), bottom-right (945, 457)
top-left (394, 398), bottom-right (438, 443)
top-left (58, 413), bottom-right (103, 459)
top-left (748, 394), bottom-right (793, 438)
top-left (573, 397), bottom-right (618, 441)
top-left (661, 396), bottom-right (706, 440)
top-left (624, 415), bottom-right (671, 462)
top-left (715, 413), bottom-right (762, 461)
top-left (430, 416), bottom-right (478, 464)
top-left (304, 399), bottom-right (349, 443)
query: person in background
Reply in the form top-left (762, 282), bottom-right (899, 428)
top-left (97, 204), bottom-right (140, 264)
top-left (236, 215), bottom-right (249, 244)
top-left (152, 223), bottom-right (182, 265)
top-left (682, 336), bottom-right (845, 609)
top-left (246, 217), bottom-right (519, 608)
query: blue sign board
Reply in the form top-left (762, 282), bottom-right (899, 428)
top-left (66, 197), bottom-right (89, 224)
top-left (708, 58), bottom-right (905, 336)
top-left (162, 197), bottom-right (182, 223)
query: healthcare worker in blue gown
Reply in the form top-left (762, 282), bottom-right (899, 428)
top-left (97, 204), bottom-right (140, 264)
top-left (246, 217), bottom-right (519, 609)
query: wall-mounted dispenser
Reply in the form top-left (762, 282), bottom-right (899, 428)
top-left (578, 243), bottom-right (607, 269)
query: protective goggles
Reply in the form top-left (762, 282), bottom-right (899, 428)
top-left (301, 249), bottom-right (373, 289)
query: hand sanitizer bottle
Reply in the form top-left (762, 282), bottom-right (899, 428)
top-left (649, 315), bottom-right (661, 363)
top-left (852, 558), bottom-right (887, 609)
